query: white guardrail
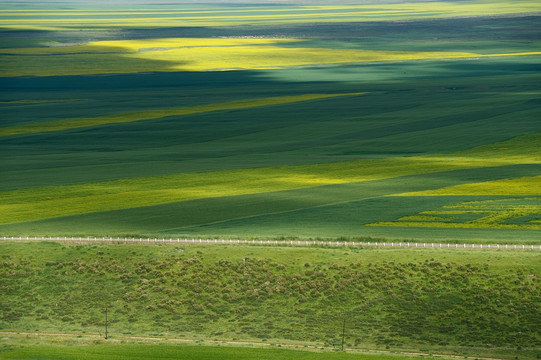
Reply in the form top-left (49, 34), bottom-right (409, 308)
top-left (1, 236), bottom-right (540, 250)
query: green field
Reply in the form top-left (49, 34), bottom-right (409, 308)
top-left (1, 0), bottom-right (540, 241)
top-left (1, 70), bottom-right (540, 240)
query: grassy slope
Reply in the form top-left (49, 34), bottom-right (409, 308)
top-left (0, 242), bottom-right (539, 359)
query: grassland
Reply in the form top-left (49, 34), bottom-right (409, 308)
top-left (2, 130), bottom-right (538, 239)
top-left (0, 343), bottom-right (432, 360)
top-left (1, 242), bottom-right (539, 360)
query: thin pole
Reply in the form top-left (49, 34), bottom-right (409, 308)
top-left (341, 318), bottom-right (346, 351)
top-left (105, 307), bottom-right (108, 340)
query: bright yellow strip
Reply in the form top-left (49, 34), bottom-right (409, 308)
top-left (0, 38), bottom-right (299, 55)
top-left (369, 197), bottom-right (541, 230)
top-left (394, 175), bottom-right (541, 196)
top-left (306, 1), bottom-right (541, 13)
top-left (106, 41), bottom-right (481, 72)
top-left (2, 1), bottom-right (540, 15)
top-left (0, 12), bottom-right (431, 22)
top-left (0, 10), bottom-right (418, 17)
top-left (94, 37), bottom-right (299, 51)
top-left (0, 92), bottom-right (366, 137)
top-left (482, 52), bottom-right (541, 58)
top-left (4, 36), bottom-right (538, 77)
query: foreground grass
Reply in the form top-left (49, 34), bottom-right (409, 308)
top-left (0, 343), bottom-right (429, 360)
top-left (1, 242), bottom-right (539, 359)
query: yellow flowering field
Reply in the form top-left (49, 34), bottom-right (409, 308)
top-left (3, 36), bottom-right (540, 76)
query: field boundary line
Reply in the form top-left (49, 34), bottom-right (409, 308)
top-left (160, 194), bottom-right (388, 233)
top-left (1, 236), bottom-right (540, 250)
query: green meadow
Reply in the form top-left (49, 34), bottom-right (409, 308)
top-left (0, 343), bottom-right (435, 360)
